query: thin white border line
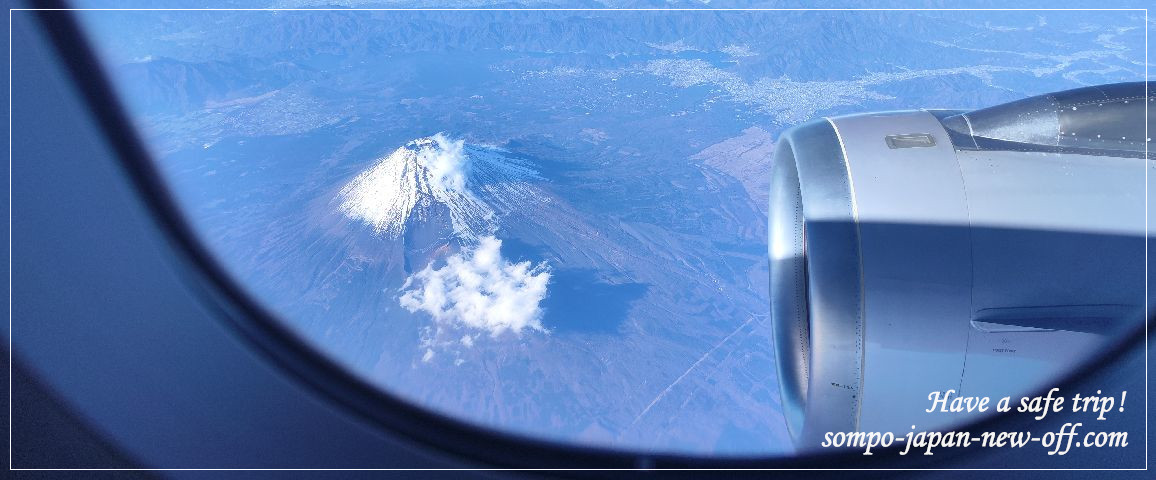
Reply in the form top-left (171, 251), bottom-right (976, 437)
top-left (6, 8), bottom-right (1153, 11)
top-left (1144, 6), bottom-right (1149, 474)
top-left (4, 6), bottom-right (1151, 474)
top-left (7, 6), bottom-right (12, 475)
top-left (5, 470), bottom-right (1156, 473)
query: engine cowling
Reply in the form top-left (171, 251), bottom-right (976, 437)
top-left (768, 82), bottom-right (1153, 450)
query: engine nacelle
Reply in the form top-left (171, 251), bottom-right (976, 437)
top-left (768, 82), bottom-right (1153, 449)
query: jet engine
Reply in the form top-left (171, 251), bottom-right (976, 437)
top-left (768, 82), bottom-right (1153, 449)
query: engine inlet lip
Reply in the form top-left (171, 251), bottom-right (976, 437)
top-left (767, 139), bottom-right (811, 443)
top-left (768, 118), bottom-right (866, 450)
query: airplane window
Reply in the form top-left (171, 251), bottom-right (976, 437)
top-left (71, 8), bottom-right (1148, 457)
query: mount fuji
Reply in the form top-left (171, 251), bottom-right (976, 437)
top-left (337, 134), bottom-right (541, 242)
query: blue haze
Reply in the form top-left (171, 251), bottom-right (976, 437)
top-left (77, 8), bottom-right (1148, 455)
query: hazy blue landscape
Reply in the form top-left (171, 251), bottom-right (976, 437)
top-left (78, 6), bottom-right (1148, 455)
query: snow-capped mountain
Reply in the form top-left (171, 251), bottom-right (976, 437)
top-left (336, 134), bottom-right (539, 242)
top-left (96, 6), bottom-right (1148, 457)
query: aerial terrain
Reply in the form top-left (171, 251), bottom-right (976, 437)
top-left (77, 5), bottom-right (1148, 455)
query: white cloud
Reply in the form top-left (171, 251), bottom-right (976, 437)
top-left (423, 133), bottom-right (468, 192)
top-left (400, 236), bottom-right (551, 339)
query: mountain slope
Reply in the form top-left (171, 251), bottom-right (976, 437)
top-left (337, 134), bottom-right (540, 241)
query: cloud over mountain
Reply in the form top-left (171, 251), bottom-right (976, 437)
top-left (400, 236), bottom-right (552, 339)
top-left (337, 134), bottom-right (539, 241)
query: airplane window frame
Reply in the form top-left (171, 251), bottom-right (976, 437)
top-left (27, 3), bottom-right (1154, 470)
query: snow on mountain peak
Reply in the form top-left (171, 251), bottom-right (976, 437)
top-left (337, 134), bottom-right (538, 241)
